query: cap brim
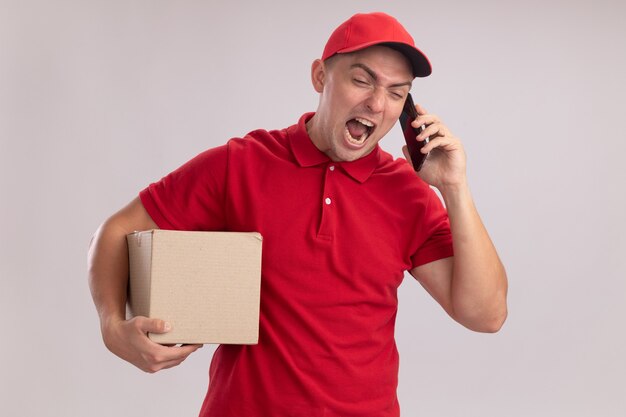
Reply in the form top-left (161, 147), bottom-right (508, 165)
top-left (380, 42), bottom-right (432, 78)
top-left (335, 40), bottom-right (432, 78)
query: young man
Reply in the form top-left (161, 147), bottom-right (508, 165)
top-left (89, 12), bottom-right (507, 417)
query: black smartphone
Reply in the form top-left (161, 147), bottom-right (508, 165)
top-left (400, 93), bottom-right (428, 171)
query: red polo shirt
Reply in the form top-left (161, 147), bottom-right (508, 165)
top-left (140, 113), bottom-right (453, 417)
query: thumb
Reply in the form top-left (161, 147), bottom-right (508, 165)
top-left (141, 318), bottom-right (171, 334)
top-left (401, 145), bottom-right (412, 166)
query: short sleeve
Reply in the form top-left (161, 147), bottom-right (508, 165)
top-left (139, 144), bottom-right (229, 231)
top-left (410, 190), bottom-right (454, 268)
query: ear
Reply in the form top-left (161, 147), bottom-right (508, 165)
top-left (310, 59), bottom-right (325, 93)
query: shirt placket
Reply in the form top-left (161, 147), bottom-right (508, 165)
top-left (317, 163), bottom-right (337, 241)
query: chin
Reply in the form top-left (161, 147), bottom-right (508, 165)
top-left (335, 147), bottom-right (369, 162)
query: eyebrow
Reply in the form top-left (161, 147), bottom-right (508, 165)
top-left (350, 63), bottom-right (413, 89)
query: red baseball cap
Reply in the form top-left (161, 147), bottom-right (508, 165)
top-left (321, 12), bottom-right (432, 78)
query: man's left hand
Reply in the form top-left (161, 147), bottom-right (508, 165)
top-left (402, 103), bottom-right (467, 191)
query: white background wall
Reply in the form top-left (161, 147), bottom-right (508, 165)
top-left (1, 0), bottom-right (625, 415)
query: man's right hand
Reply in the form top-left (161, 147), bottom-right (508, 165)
top-left (102, 316), bottom-right (203, 373)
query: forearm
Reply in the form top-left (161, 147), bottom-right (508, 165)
top-left (441, 181), bottom-right (508, 332)
top-left (88, 219), bottom-right (132, 335)
top-left (88, 198), bottom-right (158, 336)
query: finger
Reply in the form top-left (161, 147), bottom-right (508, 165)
top-left (412, 115), bottom-right (441, 133)
top-left (174, 343), bottom-right (204, 355)
top-left (421, 135), bottom-right (460, 154)
top-left (155, 348), bottom-right (201, 371)
top-left (417, 122), bottom-right (446, 141)
top-left (143, 357), bottom-right (187, 373)
top-left (401, 145), bottom-right (412, 165)
top-left (414, 102), bottom-right (429, 116)
top-left (153, 343), bottom-right (203, 362)
top-left (159, 358), bottom-right (187, 371)
top-left (137, 317), bottom-right (171, 334)
top-left (140, 344), bottom-right (201, 370)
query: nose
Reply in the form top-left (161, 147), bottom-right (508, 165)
top-left (365, 88), bottom-right (385, 114)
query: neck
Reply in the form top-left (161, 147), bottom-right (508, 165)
top-left (305, 115), bottom-right (327, 155)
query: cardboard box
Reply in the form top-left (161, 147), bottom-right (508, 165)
top-left (126, 230), bottom-right (262, 345)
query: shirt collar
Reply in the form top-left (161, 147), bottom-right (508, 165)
top-left (288, 112), bottom-right (381, 184)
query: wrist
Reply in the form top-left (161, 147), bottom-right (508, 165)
top-left (100, 310), bottom-right (124, 335)
top-left (438, 180), bottom-right (470, 202)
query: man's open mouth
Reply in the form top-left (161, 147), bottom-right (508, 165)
top-left (345, 117), bottom-right (375, 145)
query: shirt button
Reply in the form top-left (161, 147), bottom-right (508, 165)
top-left (325, 197), bottom-right (332, 205)
top-left (329, 165), bottom-right (335, 171)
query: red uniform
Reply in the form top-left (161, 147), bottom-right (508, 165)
top-left (140, 113), bottom-right (453, 417)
